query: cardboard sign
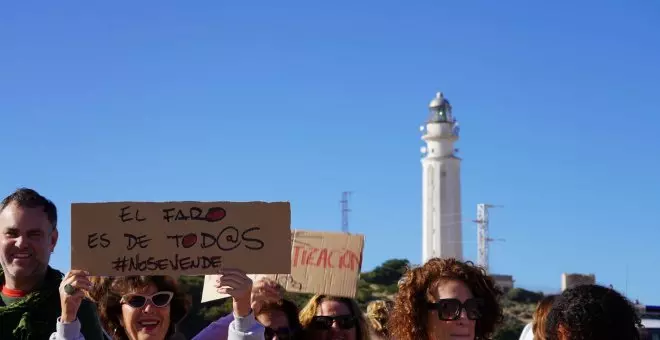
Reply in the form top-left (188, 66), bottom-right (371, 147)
top-left (201, 230), bottom-right (364, 302)
top-left (71, 201), bottom-right (291, 276)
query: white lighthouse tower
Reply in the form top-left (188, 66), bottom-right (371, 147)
top-left (421, 92), bottom-right (463, 263)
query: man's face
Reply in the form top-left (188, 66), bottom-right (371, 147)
top-left (0, 202), bottom-right (57, 280)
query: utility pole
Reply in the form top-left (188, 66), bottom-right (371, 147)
top-left (340, 191), bottom-right (352, 233)
top-left (474, 204), bottom-right (504, 273)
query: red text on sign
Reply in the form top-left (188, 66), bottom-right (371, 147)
top-left (292, 246), bottom-right (361, 271)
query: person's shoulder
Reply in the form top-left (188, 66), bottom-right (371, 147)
top-left (519, 322), bottom-right (534, 340)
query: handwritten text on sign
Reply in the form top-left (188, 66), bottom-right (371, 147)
top-left (71, 202), bottom-right (291, 276)
top-left (201, 230), bottom-right (364, 302)
top-left (292, 245), bottom-right (361, 270)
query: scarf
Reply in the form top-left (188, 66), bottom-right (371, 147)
top-left (0, 266), bottom-right (65, 340)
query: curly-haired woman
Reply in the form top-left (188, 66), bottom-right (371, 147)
top-left (95, 275), bottom-right (190, 340)
top-left (51, 271), bottom-right (265, 340)
top-left (545, 284), bottom-right (641, 340)
top-left (388, 258), bottom-right (503, 340)
top-left (50, 274), bottom-right (191, 340)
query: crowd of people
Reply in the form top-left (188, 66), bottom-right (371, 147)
top-left (0, 187), bottom-right (646, 340)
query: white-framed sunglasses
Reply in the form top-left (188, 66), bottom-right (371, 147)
top-left (120, 291), bottom-right (174, 308)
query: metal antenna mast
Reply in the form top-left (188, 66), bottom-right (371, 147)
top-left (474, 204), bottom-right (504, 273)
top-left (341, 191), bottom-right (352, 233)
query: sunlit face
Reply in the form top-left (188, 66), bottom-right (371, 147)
top-left (309, 299), bottom-right (358, 340)
top-left (426, 280), bottom-right (477, 340)
top-left (257, 310), bottom-right (291, 340)
top-left (0, 203), bottom-right (57, 284)
top-left (120, 284), bottom-right (172, 340)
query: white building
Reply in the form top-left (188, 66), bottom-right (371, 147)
top-left (421, 92), bottom-right (463, 263)
top-left (561, 273), bottom-right (596, 291)
top-left (491, 274), bottom-right (515, 292)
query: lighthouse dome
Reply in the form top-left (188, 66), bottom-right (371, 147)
top-left (427, 92), bottom-right (454, 123)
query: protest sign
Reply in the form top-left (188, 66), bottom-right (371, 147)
top-left (201, 230), bottom-right (364, 302)
top-left (71, 201), bottom-right (291, 276)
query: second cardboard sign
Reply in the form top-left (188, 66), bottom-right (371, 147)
top-left (202, 230), bottom-right (364, 302)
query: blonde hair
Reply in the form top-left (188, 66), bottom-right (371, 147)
top-left (366, 300), bottom-right (393, 338)
top-left (299, 294), bottom-right (371, 340)
top-left (532, 295), bottom-right (557, 340)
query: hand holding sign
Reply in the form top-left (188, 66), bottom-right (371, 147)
top-left (215, 268), bottom-right (253, 317)
top-left (59, 270), bottom-right (93, 323)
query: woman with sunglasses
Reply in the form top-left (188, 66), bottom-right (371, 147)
top-left (388, 258), bottom-right (503, 340)
top-left (193, 270), bottom-right (302, 340)
top-left (51, 275), bottom-right (190, 340)
top-left (298, 295), bottom-right (371, 340)
top-left (256, 299), bottom-right (302, 340)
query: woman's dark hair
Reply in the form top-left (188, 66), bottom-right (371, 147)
top-left (257, 299), bottom-right (303, 336)
top-left (1, 187), bottom-right (57, 229)
top-left (97, 276), bottom-right (190, 340)
top-left (545, 284), bottom-right (641, 340)
top-left (388, 257), bottom-right (503, 340)
top-left (86, 276), bottom-right (114, 303)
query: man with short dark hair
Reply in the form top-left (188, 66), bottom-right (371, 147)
top-left (0, 188), bottom-right (105, 339)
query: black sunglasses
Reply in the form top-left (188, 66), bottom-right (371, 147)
top-left (426, 298), bottom-right (484, 321)
top-left (310, 315), bottom-right (357, 330)
top-left (265, 327), bottom-right (293, 339)
top-left (121, 291), bottom-right (174, 309)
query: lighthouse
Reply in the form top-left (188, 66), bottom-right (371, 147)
top-left (421, 92), bottom-right (463, 263)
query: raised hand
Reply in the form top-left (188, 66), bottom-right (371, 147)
top-left (215, 268), bottom-right (253, 317)
top-left (251, 277), bottom-right (283, 314)
top-left (59, 270), bottom-right (93, 323)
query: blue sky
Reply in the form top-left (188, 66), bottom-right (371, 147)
top-left (1, 0), bottom-right (659, 302)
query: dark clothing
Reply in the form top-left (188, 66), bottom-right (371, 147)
top-left (0, 266), bottom-right (105, 340)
